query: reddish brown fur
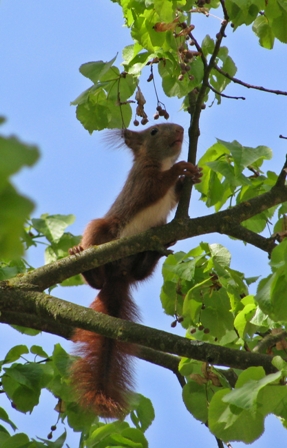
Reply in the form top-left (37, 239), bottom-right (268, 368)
top-left (70, 123), bottom-right (202, 418)
top-left (72, 275), bottom-right (138, 418)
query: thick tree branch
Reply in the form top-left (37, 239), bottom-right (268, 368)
top-left (225, 225), bottom-right (276, 253)
top-left (0, 286), bottom-right (277, 375)
top-left (0, 310), bottom-right (239, 389)
top-left (10, 176), bottom-right (287, 291)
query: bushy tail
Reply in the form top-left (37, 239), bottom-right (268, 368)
top-left (71, 279), bottom-right (139, 418)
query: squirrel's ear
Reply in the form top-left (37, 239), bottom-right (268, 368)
top-left (123, 129), bottom-right (144, 154)
top-left (103, 128), bottom-right (144, 154)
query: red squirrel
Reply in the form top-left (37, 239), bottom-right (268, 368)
top-left (69, 123), bottom-right (202, 418)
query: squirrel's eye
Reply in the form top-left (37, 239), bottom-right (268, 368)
top-left (150, 128), bottom-right (158, 136)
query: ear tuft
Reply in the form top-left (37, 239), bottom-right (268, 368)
top-left (102, 129), bottom-right (127, 150)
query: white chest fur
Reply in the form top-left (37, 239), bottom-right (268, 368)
top-left (120, 186), bottom-right (177, 238)
top-left (120, 155), bottom-right (179, 238)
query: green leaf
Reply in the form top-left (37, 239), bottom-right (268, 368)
top-left (208, 389), bottom-right (265, 443)
top-left (2, 362), bottom-right (50, 413)
top-left (182, 381), bottom-right (209, 423)
top-left (64, 402), bottom-right (96, 432)
top-left (37, 431), bottom-right (67, 447)
top-left (44, 232), bottom-right (81, 264)
top-left (111, 428), bottom-right (147, 447)
top-left (3, 346), bottom-right (29, 364)
top-left (30, 345), bottom-right (48, 358)
top-left (79, 55), bottom-right (118, 83)
top-left (73, 59), bottom-right (136, 132)
top-left (52, 344), bottom-right (72, 378)
top-left (196, 139), bottom-right (273, 211)
top-left (252, 15), bottom-right (275, 49)
top-left (223, 367), bottom-right (281, 409)
top-left (217, 139), bottom-right (272, 172)
top-left (0, 183), bottom-right (35, 259)
top-left (0, 135), bottom-right (40, 257)
top-left (159, 56), bottom-right (204, 98)
top-left (201, 35), bottom-right (215, 55)
top-left (0, 136), bottom-right (39, 191)
top-left (234, 303), bottom-right (257, 338)
top-left (132, 10), bottom-right (165, 52)
top-left (256, 240), bottom-right (287, 320)
top-left (88, 421), bottom-right (129, 445)
top-left (271, 4), bottom-right (287, 43)
top-left (225, 0), bottom-right (265, 29)
top-left (0, 407), bottom-right (17, 431)
top-left (10, 326), bottom-right (40, 336)
top-left (256, 273), bottom-right (277, 317)
top-left (130, 394), bottom-right (155, 432)
top-left (209, 243), bottom-right (231, 268)
top-left (31, 214), bottom-right (75, 244)
top-left (2, 433), bottom-right (30, 448)
top-left (153, 0), bottom-right (176, 22)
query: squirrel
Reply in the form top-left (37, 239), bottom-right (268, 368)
top-left (69, 123), bottom-right (202, 419)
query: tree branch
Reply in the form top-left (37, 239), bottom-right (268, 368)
top-left (0, 286), bottom-right (277, 375)
top-left (11, 174), bottom-right (287, 291)
top-left (208, 82), bottom-right (246, 101)
top-left (176, 18), bottom-right (229, 219)
top-left (214, 64), bottom-right (287, 97)
top-left (225, 225), bottom-right (276, 254)
top-left (253, 330), bottom-right (287, 354)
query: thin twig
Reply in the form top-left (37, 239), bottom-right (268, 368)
top-left (138, 346), bottom-right (186, 387)
top-left (214, 64), bottom-right (287, 96)
top-left (253, 330), bottom-right (287, 354)
top-left (275, 154), bottom-right (287, 187)
top-left (189, 32), bottom-right (208, 68)
top-left (216, 437), bottom-right (225, 448)
top-left (208, 82), bottom-right (245, 100)
top-left (220, 0), bottom-right (229, 21)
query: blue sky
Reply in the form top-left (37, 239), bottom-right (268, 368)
top-left (1, 1), bottom-right (287, 447)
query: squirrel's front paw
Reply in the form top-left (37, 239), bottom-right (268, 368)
top-left (174, 161), bottom-right (203, 183)
top-left (69, 245), bottom-right (84, 256)
top-left (186, 164), bottom-right (203, 184)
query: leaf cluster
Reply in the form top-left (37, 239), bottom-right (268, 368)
top-left (0, 344), bottom-right (154, 448)
top-left (0, 118), bottom-right (39, 260)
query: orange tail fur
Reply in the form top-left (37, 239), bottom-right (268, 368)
top-left (71, 278), bottom-right (139, 418)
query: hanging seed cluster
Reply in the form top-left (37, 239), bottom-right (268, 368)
top-left (132, 17), bottom-right (202, 126)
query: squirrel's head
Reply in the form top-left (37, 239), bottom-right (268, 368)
top-left (123, 123), bottom-right (184, 161)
